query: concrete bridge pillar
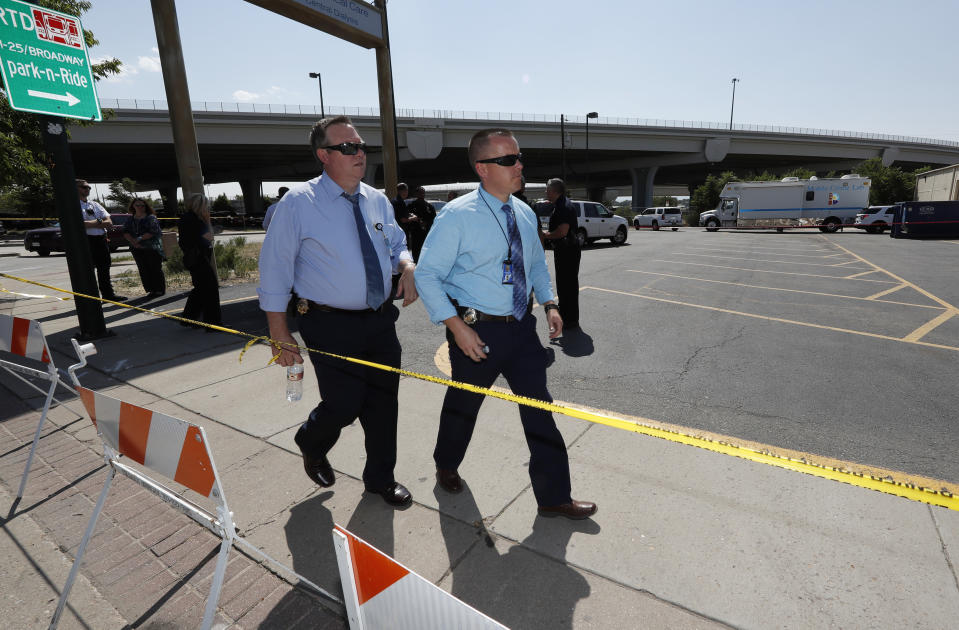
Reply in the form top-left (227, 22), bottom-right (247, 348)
top-left (630, 166), bottom-right (658, 210)
top-left (586, 186), bottom-right (606, 203)
top-left (158, 186), bottom-right (178, 215)
top-left (238, 178), bottom-right (264, 216)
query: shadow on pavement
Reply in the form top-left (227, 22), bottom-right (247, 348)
top-left (435, 483), bottom-right (600, 629)
top-left (551, 327), bottom-right (594, 358)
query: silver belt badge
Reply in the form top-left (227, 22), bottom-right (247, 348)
top-left (463, 308), bottom-right (478, 325)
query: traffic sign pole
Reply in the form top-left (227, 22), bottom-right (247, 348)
top-left (40, 116), bottom-right (108, 339)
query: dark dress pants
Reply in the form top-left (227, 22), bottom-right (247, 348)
top-left (554, 246), bottom-right (581, 327)
top-left (131, 248), bottom-right (165, 294)
top-left (296, 304), bottom-right (402, 490)
top-left (434, 314), bottom-right (572, 506)
top-left (183, 253), bottom-right (221, 324)
top-left (87, 235), bottom-right (115, 298)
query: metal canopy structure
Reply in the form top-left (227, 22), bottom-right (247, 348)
top-left (242, 0), bottom-right (399, 195)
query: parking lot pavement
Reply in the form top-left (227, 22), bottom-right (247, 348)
top-left (546, 229), bottom-right (959, 484)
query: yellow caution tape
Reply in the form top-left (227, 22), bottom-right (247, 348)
top-left (3, 271), bottom-right (958, 513)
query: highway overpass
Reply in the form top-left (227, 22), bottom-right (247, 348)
top-left (67, 99), bottom-right (959, 213)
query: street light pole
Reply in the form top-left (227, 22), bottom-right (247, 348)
top-left (585, 111), bottom-right (598, 200)
top-left (309, 71), bottom-right (325, 118)
top-left (560, 113), bottom-right (566, 182)
top-left (729, 77), bottom-right (739, 131)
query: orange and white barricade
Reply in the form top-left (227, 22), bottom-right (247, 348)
top-left (52, 352), bottom-right (343, 629)
top-left (0, 314), bottom-right (79, 500)
top-left (333, 525), bottom-right (508, 630)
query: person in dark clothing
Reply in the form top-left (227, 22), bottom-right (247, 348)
top-left (408, 186), bottom-right (435, 261)
top-left (77, 179), bottom-right (125, 301)
top-left (542, 178), bottom-right (581, 330)
top-left (391, 182), bottom-right (418, 247)
top-left (177, 193), bottom-right (222, 327)
top-left (123, 197), bottom-right (166, 298)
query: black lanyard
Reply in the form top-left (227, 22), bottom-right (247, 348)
top-left (480, 193), bottom-right (513, 263)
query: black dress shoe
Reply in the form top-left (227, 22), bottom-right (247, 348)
top-left (365, 482), bottom-right (412, 507)
top-left (435, 468), bottom-right (463, 493)
top-left (537, 500), bottom-right (597, 520)
top-left (302, 454), bottom-right (334, 487)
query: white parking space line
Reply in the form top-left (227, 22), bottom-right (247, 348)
top-left (651, 259), bottom-right (898, 283)
top-left (584, 285), bottom-right (959, 353)
top-left (843, 270), bottom-right (880, 279)
top-left (671, 251), bottom-right (864, 268)
top-left (903, 310), bottom-right (957, 343)
top-left (679, 246), bottom-right (838, 258)
top-left (625, 270), bottom-right (944, 310)
top-left (824, 237), bottom-right (958, 311)
top-left (864, 284), bottom-right (907, 300)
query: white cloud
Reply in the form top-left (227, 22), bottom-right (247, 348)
top-left (138, 55), bottom-right (161, 72)
top-left (151, 46), bottom-right (159, 54)
top-left (233, 90), bottom-right (260, 102)
top-left (522, 73), bottom-right (530, 84)
top-left (92, 55), bottom-right (138, 83)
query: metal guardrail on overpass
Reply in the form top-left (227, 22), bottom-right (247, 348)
top-left (99, 98), bottom-right (959, 149)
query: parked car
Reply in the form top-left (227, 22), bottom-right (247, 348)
top-left (570, 200), bottom-right (628, 247)
top-left (853, 205), bottom-right (895, 234)
top-left (531, 200), bottom-right (628, 247)
top-left (633, 206), bottom-right (682, 231)
top-left (24, 214), bottom-right (131, 256)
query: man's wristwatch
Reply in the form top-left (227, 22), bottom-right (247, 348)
top-left (544, 303), bottom-right (559, 314)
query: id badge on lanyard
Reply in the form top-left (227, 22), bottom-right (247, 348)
top-left (502, 259), bottom-right (514, 285)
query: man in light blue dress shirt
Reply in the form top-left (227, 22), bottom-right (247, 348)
top-left (258, 116), bottom-right (418, 507)
top-left (415, 128), bottom-right (597, 520)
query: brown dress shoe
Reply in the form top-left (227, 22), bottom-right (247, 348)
top-left (435, 468), bottom-right (463, 493)
top-left (537, 500), bottom-right (597, 520)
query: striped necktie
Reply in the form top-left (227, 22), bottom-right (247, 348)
top-left (503, 204), bottom-right (527, 320)
top-left (343, 192), bottom-right (385, 309)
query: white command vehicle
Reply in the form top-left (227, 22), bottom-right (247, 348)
top-left (633, 207), bottom-right (682, 231)
top-left (569, 200), bottom-right (629, 247)
top-left (853, 205), bottom-right (895, 233)
top-left (699, 175), bottom-right (871, 233)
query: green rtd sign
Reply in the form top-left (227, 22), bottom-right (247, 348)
top-left (0, 0), bottom-right (101, 120)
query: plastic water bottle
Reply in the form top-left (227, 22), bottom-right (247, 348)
top-left (286, 364), bottom-right (304, 402)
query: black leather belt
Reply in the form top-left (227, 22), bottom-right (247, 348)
top-left (298, 298), bottom-right (386, 315)
top-left (452, 298), bottom-right (532, 324)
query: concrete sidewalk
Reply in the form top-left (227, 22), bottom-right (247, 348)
top-left (2, 282), bottom-right (959, 629)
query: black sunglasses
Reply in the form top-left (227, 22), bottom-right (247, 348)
top-left (78, 185), bottom-right (91, 189)
top-left (322, 142), bottom-right (368, 155)
top-left (476, 153), bottom-right (523, 167)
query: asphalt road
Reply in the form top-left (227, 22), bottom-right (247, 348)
top-left (4, 227), bottom-right (958, 485)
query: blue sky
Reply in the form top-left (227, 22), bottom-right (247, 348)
top-left (79, 0), bottom-right (959, 198)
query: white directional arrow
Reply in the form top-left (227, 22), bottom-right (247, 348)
top-left (27, 90), bottom-right (81, 107)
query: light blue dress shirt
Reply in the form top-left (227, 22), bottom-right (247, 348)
top-left (414, 186), bottom-right (555, 324)
top-left (257, 174), bottom-right (412, 312)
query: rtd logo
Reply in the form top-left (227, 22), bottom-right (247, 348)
top-left (31, 8), bottom-right (82, 49)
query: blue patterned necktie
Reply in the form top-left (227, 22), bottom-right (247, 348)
top-left (502, 204), bottom-right (527, 320)
top-left (343, 192), bottom-right (385, 309)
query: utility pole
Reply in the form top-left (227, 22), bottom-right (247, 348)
top-left (560, 114), bottom-right (566, 182)
top-left (729, 77), bottom-right (739, 131)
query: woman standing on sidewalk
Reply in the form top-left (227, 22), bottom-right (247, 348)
top-left (177, 193), bottom-right (222, 328)
top-left (123, 198), bottom-right (166, 298)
